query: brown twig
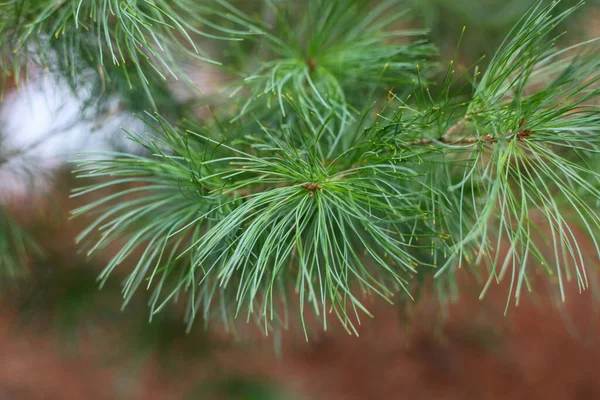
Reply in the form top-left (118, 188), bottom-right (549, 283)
top-left (442, 114), bottom-right (471, 140)
top-left (515, 118), bottom-right (531, 142)
top-left (402, 134), bottom-right (496, 147)
top-left (407, 111), bottom-right (532, 147)
top-left (306, 57), bottom-right (317, 75)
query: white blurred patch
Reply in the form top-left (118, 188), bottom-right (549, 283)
top-left (0, 74), bottom-right (144, 198)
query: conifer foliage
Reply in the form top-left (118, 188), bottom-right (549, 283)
top-left (2, 0), bottom-right (600, 336)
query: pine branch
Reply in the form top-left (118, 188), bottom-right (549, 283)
top-left (71, 112), bottom-right (443, 334)
top-left (0, 0), bottom-right (252, 108)
top-left (64, 0), bottom-right (600, 335)
top-left (426, 0), bottom-right (600, 308)
top-left (224, 0), bottom-right (436, 126)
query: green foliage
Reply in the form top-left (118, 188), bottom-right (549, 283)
top-left (70, 0), bottom-right (600, 333)
top-left (189, 376), bottom-right (289, 400)
top-left (224, 0), bottom-right (436, 124)
top-left (0, 205), bottom-right (41, 285)
top-left (0, 0), bottom-right (249, 107)
top-left (3, 0), bottom-right (600, 337)
top-left (72, 112), bottom-right (442, 334)
top-left (439, 1), bottom-right (600, 306)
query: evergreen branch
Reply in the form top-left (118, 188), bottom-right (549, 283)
top-left (0, 0), bottom-right (251, 108)
top-left (65, 0), bottom-right (600, 335)
top-left (430, 0), bottom-right (600, 307)
top-left (71, 113), bottom-right (444, 334)
top-left (225, 0), bottom-right (436, 128)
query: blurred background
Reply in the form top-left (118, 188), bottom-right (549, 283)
top-left (2, 0), bottom-right (600, 399)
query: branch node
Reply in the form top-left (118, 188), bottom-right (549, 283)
top-left (302, 183), bottom-right (322, 196)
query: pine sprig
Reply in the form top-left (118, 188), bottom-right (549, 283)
top-left (65, 0), bottom-right (600, 334)
top-left (0, 0), bottom-right (250, 107)
top-left (226, 0), bottom-right (436, 126)
top-left (425, 1), bottom-right (600, 307)
top-left (71, 112), bottom-right (444, 334)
